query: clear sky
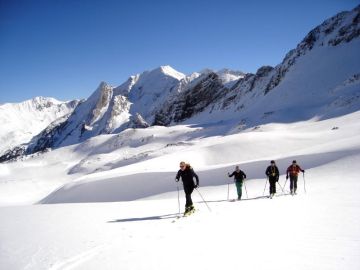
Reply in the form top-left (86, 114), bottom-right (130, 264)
top-left (0, 0), bottom-right (358, 103)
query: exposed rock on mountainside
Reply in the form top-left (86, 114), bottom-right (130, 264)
top-left (1, 5), bottom-right (359, 162)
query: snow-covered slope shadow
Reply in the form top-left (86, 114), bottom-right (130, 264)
top-left (39, 149), bottom-right (358, 204)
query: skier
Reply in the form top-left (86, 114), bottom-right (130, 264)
top-left (228, 165), bottom-right (247, 200)
top-left (265, 160), bottom-right (279, 198)
top-left (175, 161), bottom-right (199, 215)
top-left (286, 160), bottom-right (305, 195)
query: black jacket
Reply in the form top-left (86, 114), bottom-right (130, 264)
top-left (228, 170), bottom-right (246, 182)
top-left (176, 166), bottom-right (199, 187)
top-left (266, 165), bottom-right (279, 180)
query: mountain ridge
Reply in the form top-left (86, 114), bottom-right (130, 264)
top-left (1, 5), bottom-right (359, 162)
top-left (0, 97), bottom-right (79, 156)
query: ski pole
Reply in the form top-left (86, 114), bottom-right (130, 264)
top-left (243, 180), bottom-right (248, 199)
top-left (195, 187), bottom-right (212, 212)
top-left (303, 173), bottom-right (307, 193)
top-left (283, 177), bottom-right (288, 191)
top-left (262, 178), bottom-right (268, 196)
top-left (177, 183), bottom-right (181, 216)
top-left (277, 180), bottom-right (285, 194)
top-left (227, 181), bottom-right (230, 201)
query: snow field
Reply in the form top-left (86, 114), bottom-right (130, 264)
top-left (0, 111), bottom-right (360, 269)
top-left (1, 157), bottom-right (359, 270)
top-left (1, 6), bottom-right (360, 269)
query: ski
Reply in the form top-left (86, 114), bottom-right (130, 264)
top-left (171, 209), bottom-right (196, 223)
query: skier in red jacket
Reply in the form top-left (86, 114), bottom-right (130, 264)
top-left (286, 160), bottom-right (305, 195)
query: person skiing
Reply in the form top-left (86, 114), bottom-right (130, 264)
top-left (265, 160), bottom-right (279, 198)
top-left (286, 160), bottom-right (305, 195)
top-left (175, 161), bottom-right (199, 215)
top-left (228, 165), bottom-right (247, 200)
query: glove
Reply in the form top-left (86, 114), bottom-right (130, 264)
top-left (286, 175), bottom-right (289, 179)
top-left (175, 178), bottom-right (179, 182)
top-left (302, 170), bottom-right (305, 173)
top-left (194, 184), bottom-right (199, 188)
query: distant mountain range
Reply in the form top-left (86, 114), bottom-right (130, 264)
top-left (0, 97), bottom-right (79, 155)
top-left (1, 5), bottom-right (359, 162)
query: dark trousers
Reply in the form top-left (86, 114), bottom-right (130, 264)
top-left (269, 177), bottom-right (277, 194)
top-left (184, 185), bottom-right (194, 208)
top-left (290, 175), bottom-right (298, 191)
top-left (235, 181), bottom-right (243, 199)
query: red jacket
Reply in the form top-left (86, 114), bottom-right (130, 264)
top-left (286, 165), bottom-right (304, 177)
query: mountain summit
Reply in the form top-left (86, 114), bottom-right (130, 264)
top-left (1, 5), bottom-right (359, 162)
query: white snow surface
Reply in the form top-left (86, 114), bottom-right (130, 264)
top-left (0, 110), bottom-right (360, 270)
top-left (120, 65), bottom-right (185, 120)
top-left (0, 97), bottom-right (77, 154)
top-left (1, 7), bottom-right (360, 269)
top-left (216, 68), bottom-right (245, 86)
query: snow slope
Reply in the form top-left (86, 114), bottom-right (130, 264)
top-left (0, 111), bottom-right (359, 270)
top-left (0, 6), bottom-right (360, 270)
top-left (23, 110), bottom-right (360, 204)
top-left (121, 65), bottom-right (185, 120)
top-left (0, 97), bottom-right (78, 155)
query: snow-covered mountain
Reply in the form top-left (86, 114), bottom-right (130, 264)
top-left (115, 65), bottom-right (186, 121)
top-left (25, 66), bottom-right (186, 151)
top-left (215, 68), bottom-right (245, 86)
top-left (1, 6), bottom-right (360, 269)
top-left (0, 97), bottom-right (79, 155)
top-left (1, 5), bottom-right (360, 162)
top-left (156, 5), bottom-right (360, 127)
top-left (1, 104), bottom-right (360, 270)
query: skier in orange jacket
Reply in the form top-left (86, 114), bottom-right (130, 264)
top-left (286, 160), bottom-right (305, 195)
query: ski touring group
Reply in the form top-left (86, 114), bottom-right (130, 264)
top-left (175, 160), bottom-right (305, 216)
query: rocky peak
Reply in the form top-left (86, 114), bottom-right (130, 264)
top-left (265, 5), bottom-right (360, 95)
top-left (90, 82), bottom-right (113, 125)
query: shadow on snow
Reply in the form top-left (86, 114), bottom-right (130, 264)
top-left (196, 193), bottom-right (293, 204)
top-left (108, 213), bottom-right (179, 223)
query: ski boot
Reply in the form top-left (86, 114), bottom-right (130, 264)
top-left (184, 205), bottom-right (195, 216)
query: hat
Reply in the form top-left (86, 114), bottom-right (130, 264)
top-left (292, 160), bottom-right (297, 163)
top-left (270, 160), bottom-right (275, 164)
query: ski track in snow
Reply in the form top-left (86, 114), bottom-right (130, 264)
top-left (48, 245), bottom-right (105, 270)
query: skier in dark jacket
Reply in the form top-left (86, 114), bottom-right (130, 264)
top-left (286, 160), bottom-right (305, 195)
top-left (228, 166), bottom-right (247, 200)
top-left (265, 160), bottom-right (279, 198)
top-left (175, 161), bottom-right (199, 215)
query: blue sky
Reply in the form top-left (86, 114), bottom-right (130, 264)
top-left (0, 0), bottom-right (358, 103)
